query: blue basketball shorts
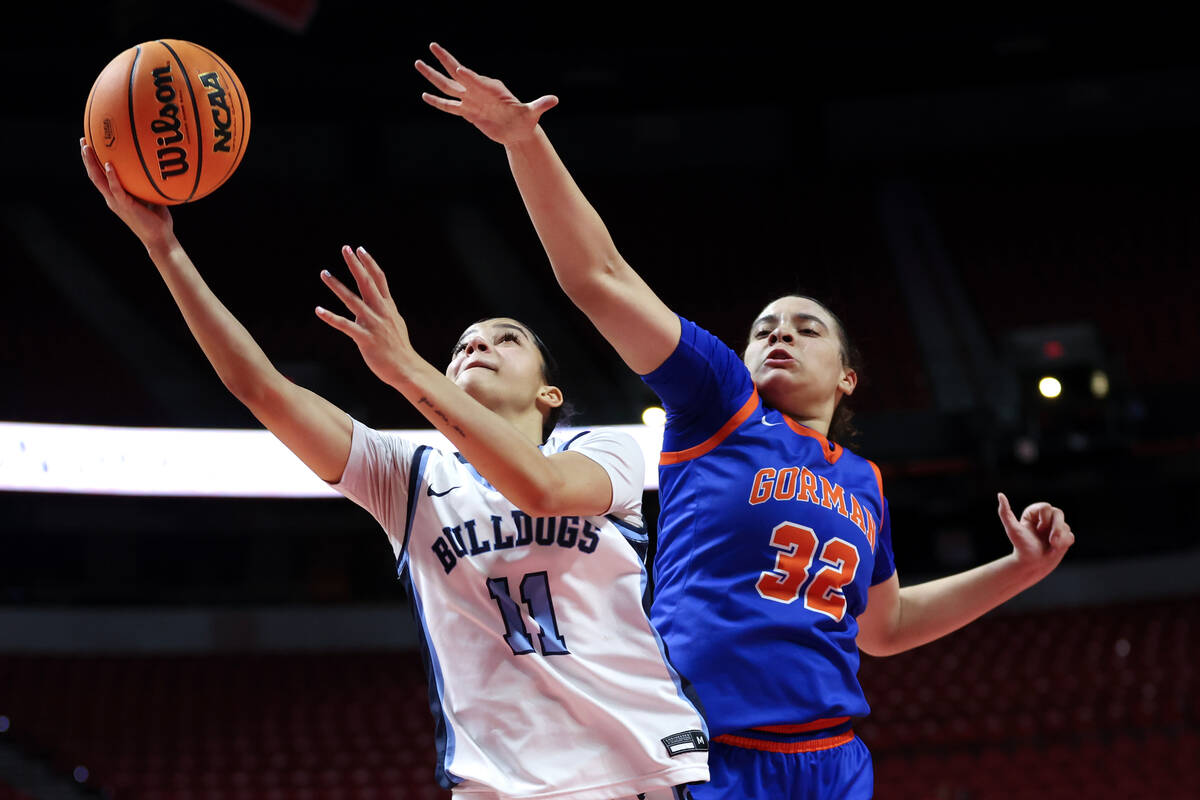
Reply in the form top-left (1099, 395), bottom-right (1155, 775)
top-left (691, 731), bottom-right (873, 799)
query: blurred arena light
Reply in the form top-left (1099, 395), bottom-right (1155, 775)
top-left (641, 406), bottom-right (667, 426)
top-left (0, 421), bottom-right (666, 496)
top-left (1013, 436), bottom-right (1039, 464)
top-left (1038, 376), bottom-right (1063, 399)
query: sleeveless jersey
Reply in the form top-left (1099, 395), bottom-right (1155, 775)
top-left (332, 418), bottom-right (709, 800)
top-left (641, 317), bottom-right (896, 737)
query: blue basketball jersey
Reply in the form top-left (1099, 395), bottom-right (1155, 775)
top-left (642, 317), bottom-right (896, 736)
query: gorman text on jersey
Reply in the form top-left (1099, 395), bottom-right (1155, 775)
top-left (748, 466), bottom-right (877, 550)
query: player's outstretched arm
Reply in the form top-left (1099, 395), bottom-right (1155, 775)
top-left (856, 493), bottom-right (1075, 657)
top-left (316, 246), bottom-right (616, 517)
top-left (81, 140), bottom-right (353, 482)
top-left (416, 43), bottom-right (680, 376)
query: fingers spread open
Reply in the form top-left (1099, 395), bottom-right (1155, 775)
top-left (453, 64), bottom-right (490, 88)
top-left (340, 245), bottom-right (383, 305)
top-left (315, 305), bottom-right (360, 338)
top-left (421, 92), bottom-right (463, 115)
top-left (429, 42), bottom-right (465, 78)
top-left (354, 246), bottom-right (390, 300)
top-left (321, 267), bottom-right (368, 318)
top-left (415, 59), bottom-right (465, 96)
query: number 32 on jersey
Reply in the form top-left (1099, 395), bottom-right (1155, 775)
top-left (754, 522), bottom-right (861, 621)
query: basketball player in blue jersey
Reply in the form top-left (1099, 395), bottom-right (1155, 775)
top-left (417, 44), bottom-right (1077, 799)
top-left (80, 140), bottom-right (709, 799)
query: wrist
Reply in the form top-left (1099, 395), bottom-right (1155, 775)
top-left (1005, 550), bottom-right (1050, 585)
top-left (387, 353), bottom-right (438, 393)
top-left (143, 233), bottom-right (182, 261)
top-left (504, 124), bottom-right (546, 153)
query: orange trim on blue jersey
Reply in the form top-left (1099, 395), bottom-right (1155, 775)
top-left (782, 416), bottom-right (844, 464)
top-left (752, 717), bottom-right (851, 735)
top-left (660, 388), bottom-right (760, 466)
top-left (867, 459), bottom-right (884, 553)
top-left (714, 730), bottom-right (855, 754)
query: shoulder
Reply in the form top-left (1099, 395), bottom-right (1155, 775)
top-left (548, 428), bottom-right (640, 457)
top-left (547, 428), bottom-right (646, 503)
top-left (830, 444), bottom-right (883, 479)
top-left (649, 316), bottom-right (745, 374)
top-left (346, 419), bottom-right (449, 477)
top-left (831, 447), bottom-right (886, 505)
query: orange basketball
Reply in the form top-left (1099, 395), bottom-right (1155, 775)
top-left (84, 40), bottom-right (250, 205)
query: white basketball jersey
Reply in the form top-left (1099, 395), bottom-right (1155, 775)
top-left (332, 418), bottom-right (709, 800)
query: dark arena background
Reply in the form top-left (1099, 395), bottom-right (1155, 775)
top-left (2, 4), bottom-right (1198, 799)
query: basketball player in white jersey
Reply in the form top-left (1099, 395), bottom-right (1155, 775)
top-left (81, 139), bottom-right (709, 800)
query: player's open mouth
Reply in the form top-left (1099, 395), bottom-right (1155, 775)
top-left (764, 348), bottom-right (793, 367)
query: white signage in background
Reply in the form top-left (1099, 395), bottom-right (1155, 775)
top-left (0, 421), bottom-right (665, 497)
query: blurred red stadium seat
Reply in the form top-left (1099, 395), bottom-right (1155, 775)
top-left (1, 597), bottom-right (1196, 799)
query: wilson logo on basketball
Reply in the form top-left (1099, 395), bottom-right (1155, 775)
top-left (150, 64), bottom-right (189, 179)
top-left (85, 39), bottom-right (250, 203)
top-left (198, 72), bottom-right (233, 153)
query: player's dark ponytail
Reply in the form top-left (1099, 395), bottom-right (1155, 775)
top-left (822, 302), bottom-right (863, 449)
top-left (525, 325), bottom-right (576, 443)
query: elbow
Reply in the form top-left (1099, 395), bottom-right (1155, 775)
top-left (858, 638), bottom-right (904, 658)
top-left (856, 619), bottom-right (909, 658)
top-left (556, 255), bottom-right (627, 304)
top-left (514, 483), bottom-right (563, 519)
top-left (224, 370), bottom-right (287, 414)
top-left (223, 372), bottom-right (265, 406)
top-left (858, 628), bottom-right (920, 658)
top-left (513, 466), bottom-right (588, 518)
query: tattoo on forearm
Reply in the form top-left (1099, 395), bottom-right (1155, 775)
top-left (418, 397), bottom-right (467, 438)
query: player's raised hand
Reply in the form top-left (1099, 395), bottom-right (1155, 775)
top-left (997, 492), bottom-right (1075, 577)
top-left (415, 42), bottom-right (558, 146)
top-left (316, 246), bottom-right (421, 389)
top-left (80, 137), bottom-right (173, 248)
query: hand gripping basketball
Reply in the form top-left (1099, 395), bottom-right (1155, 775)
top-left (83, 40), bottom-right (250, 204)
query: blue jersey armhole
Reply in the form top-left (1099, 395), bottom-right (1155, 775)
top-left (395, 444), bottom-right (431, 576)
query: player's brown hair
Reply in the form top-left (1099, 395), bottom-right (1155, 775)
top-left (821, 300), bottom-right (863, 448)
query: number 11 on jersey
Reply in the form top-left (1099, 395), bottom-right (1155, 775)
top-left (487, 572), bottom-right (571, 656)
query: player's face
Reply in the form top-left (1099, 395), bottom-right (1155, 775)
top-left (743, 296), bottom-right (856, 425)
top-left (447, 318), bottom-right (553, 415)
